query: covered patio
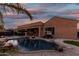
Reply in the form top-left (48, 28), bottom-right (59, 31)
top-left (26, 28), bottom-right (39, 37)
top-left (18, 21), bottom-right (44, 37)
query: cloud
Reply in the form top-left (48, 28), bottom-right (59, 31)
top-left (3, 12), bottom-right (29, 19)
top-left (27, 8), bottom-right (43, 14)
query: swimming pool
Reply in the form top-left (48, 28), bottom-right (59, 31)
top-left (16, 37), bottom-right (60, 51)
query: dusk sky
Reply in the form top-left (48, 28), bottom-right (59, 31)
top-left (3, 3), bottom-right (79, 29)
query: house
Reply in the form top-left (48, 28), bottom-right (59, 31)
top-left (44, 16), bottom-right (79, 39)
top-left (17, 16), bottom-right (79, 39)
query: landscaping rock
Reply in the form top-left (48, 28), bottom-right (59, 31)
top-left (3, 40), bottom-right (18, 47)
top-left (0, 38), bottom-right (7, 42)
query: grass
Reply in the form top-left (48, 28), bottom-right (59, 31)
top-left (64, 41), bottom-right (79, 47)
top-left (0, 47), bottom-right (19, 56)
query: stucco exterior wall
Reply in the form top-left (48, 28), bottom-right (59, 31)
top-left (44, 17), bottom-right (77, 39)
top-left (55, 26), bottom-right (77, 39)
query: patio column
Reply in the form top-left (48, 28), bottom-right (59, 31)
top-left (43, 27), bottom-right (45, 36)
top-left (38, 26), bottom-right (41, 37)
top-left (25, 32), bottom-right (27, 36)
top-left (25, 29), bottom-right (27, 36)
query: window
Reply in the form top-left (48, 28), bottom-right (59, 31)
top-left (45, 27), bottom-right (54, 34)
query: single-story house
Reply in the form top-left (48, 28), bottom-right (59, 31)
top-left (17, 16), bottom-right (79, 39)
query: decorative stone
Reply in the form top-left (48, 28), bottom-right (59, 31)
top-left (3, 40), bottom-right (18, 47)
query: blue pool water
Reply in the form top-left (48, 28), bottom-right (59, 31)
top-left (16, 37), bottom-right (59, 51)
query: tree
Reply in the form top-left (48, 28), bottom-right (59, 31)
top-left (0, 3), bottom-right (33, 25)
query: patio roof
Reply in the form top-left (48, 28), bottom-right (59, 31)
top-left (18, 21), bottom-right (44, 29)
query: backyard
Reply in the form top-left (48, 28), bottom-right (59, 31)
top-left (1, 38), bottom-right (79, 56)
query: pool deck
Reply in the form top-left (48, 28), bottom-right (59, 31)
top-left (1, 36), bottom-right (79, 56)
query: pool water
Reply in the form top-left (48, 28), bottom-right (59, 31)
top-left (17, 37), bottom-right (59, 51)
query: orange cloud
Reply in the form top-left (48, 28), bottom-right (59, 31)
top-left (68, 13), bottom-right (79, 18)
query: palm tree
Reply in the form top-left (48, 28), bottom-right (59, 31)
top-left (0, 3), bottom-right (32, 27)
